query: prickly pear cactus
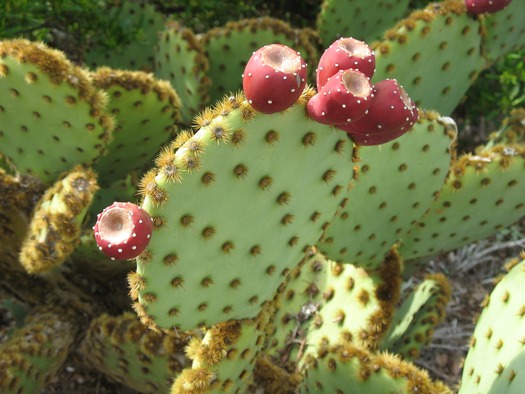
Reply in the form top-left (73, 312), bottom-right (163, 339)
top-left (19, 165), bottom-right (98, 274)
top-left (200, 17), bottom-right (317, 103)
top-left (318, 112), bottom-right (456, 270)
top-left (317, 0), bottom-right (411, 45)
top-left (380, 273), bottom-right (452, 360)
top-left (79, 312), bottom-right (191, 394)
top-left (399, 143), bottom-right (525, 264)
top-left (131, 90), bottom-right (354, 331)
top-left (154, 21), bottom-right (211, 124)
top-left (372, 1), bottom-right (485, 115)
top-left (458, 254), bottom-right (525, 394)
top-left (91, 67), bottom-right (181, 186)
top-left (0, 40), bottom-right (113, 185)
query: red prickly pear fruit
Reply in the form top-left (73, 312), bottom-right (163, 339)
top-left (464, 0), bottom-right (512, 14)
top-left (242, 44), bottom-right (307, 114)
top-left (346, 125), bottom-right (413, 146)
top-left (307, 69), bottom-right (373, 125)
top-left (316, 37), bottom-right (375, 90)
top-left (337, 79), bottom-right (418, 139)
top-left (93, 202), bottom-right (153, 260)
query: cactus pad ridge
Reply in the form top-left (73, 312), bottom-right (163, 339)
top-left (316, 0), bottom-right (411, 46)
top-left (318, 112), bottom-right (456, 271)
top-left (200, 17), bottom-right (317, 104)
top-left (91, 67), bottom-right (181, 186)
top-left (84, 0), bottom-right (166, 71)
top-left (155, 21), bottom-right (211, 124)
top-left (0, 39), bottom-right (114, 185)
top-left (459, 256), bottom-right (525, 394)
top-left (299, 343), bottom-right (452, 393)
top-left (19, 165), bottom-right (99, 274)
top-left (131, 90), bottom-right (354, 332)
top-left (399, 143), bottom-right (525, 264)
top-left (79, 312), bottom-right (191, 394)
top-left (380, 273), bottom-right (452, 360)
top-left (372, 1), bottom-right (485, 115)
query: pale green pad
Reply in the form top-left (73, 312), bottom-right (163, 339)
top-left (300, 343), bottom-right (452, 393)
top-left (373, 4), bottom-right (485, 115)
top-left (458, 258), bottom-right (525, 394)
top-left (318, 113), bottom-right (456, 271)
top-left (200, 17), bottom-right (317, 103)
top-left (481, 0), bottom-right (525, 63)
top-left (84, 0), bottom-right (165, 71)
top-left (155, 22), bottom-right (211, 124)
top-left (316, 0), bottom-right (411, 46)
top-left (135, 95), bottom-right (353, 331)
top-left (0, 40), bottom-right (112, 185)
top-left (380, 274), bottom-right (451, 360)
top-left (79, 312), bottom-right (190, 394)
top-left (92, 68), bottom-right (181, 186)
top-left (399, 144), bottom-right (525, 262)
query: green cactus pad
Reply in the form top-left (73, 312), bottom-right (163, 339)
top-left (300, 343), bottom-right (452, 394)
top-left (398, 144), bottom-right (525, 263)
top-left (79, 312), bottom-right (191, 394)
top-left (84, 0), bottom-right (166, 71)
top-left (0, 304), bottom-right (78, 394)
top-left (480, 0), bottom-right (525, 63)
top-left (301, 249), bottom-right (402, 363)
top-left (372, 1), bottom-right (485, 115)
top-left (316, 0), bottom-right (411, 46)
top-left (200, 17), bottom-right (318, 103)
top-left (458, 255), bottom-right (525, 394)
top-left (380, 273), bottom-right (451, 360)
top-left (91, 67), bottom-right (181, 186)
top-left (171, 303), bottom-right (273, 393)
top-left (0, 39), bottom-right (113, 185)
top-left (130, 90), bottom-right (353, 331)
top-left (155, 21), bottom-right (211, 124)
top-left (19, 165), bottom-right (99, 274)
top-left (318, 112), bottom-right (456, 271)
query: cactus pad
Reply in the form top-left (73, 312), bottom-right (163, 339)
top-left (0, 39), bottom-right (113, 184)
top-left (92, 68), bottom-right (181, 186)
top-left (130, 90), bottom-right (354, 331)
top-left (19, 165), bottom-right (98, 274)
top-left (318, 112), bottom-right (456, 271)
top-left (79, 312), bottom-right (191, 394)
top-left (459, 255), bottom-right (525, 394)
top-left (399, 144), bottom-right (525, 263)
top-left (372, 2), bottom-right (485, 115)
top-left (154, 21), bottom-right (211, 124)
top-left (380, 273), bottom-right (451, 360)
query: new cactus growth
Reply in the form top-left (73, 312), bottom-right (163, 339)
top-left (307, 68), bottom-right (373, 125)
top-left (243, 44), bottom-right (307, 114)
top-left (93, 202), bottom-right (154, 260)
top-left (316, 37), bottom-right (376, 88)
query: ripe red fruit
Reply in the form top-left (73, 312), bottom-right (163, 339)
top-left (316, 37), bottom-right (375, 90)
top-left (337, 79), bottom-right (418, 144)
top-left (242, 44), bottom-right (307, 114)
top-left (93, 202), bottom-right (153, 260)
top-left (464, 0), bottom-right (512, 14)
top-left (307, 69), bottom-right (373, 125)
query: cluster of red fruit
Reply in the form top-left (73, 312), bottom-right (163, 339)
top-left (242, 37), bottom-right (418, 146)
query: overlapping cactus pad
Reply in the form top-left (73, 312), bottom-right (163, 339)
top-left (131, 90), bottom-right (354, 331)
top-left (318, 112), bottom-right (456, 271)
top-left (372, 1), bottom-right (485, 115)
top-left (399, 143), bottom-right (525, 263)
top-left (0, 39), bottom-right (113, 185)
top-left (459, 255), bottom-right (525, 394)
top-left (380, 273), bottom-right (451, 360)
top-left (79, 312), bottom-right (191, 394)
